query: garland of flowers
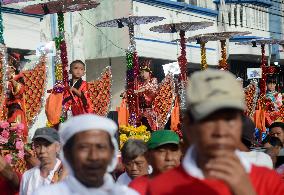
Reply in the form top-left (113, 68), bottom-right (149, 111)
top-left (0, 122), bottom-right (27, 173)
top-left (57, 12), bottom-right (69, 87)
top-left (244, 81), bottom-right (258, 117)
top-left (200, 42), bottom-right (208, 70)
top-left (178, 30), bottom-right (187, 81)
top-left (119, 125), bottom-right (150, 149)
top-left (0, 4), bottom-right (4, 45)
top-left (126, 24), bottom-right (139, 126)
top-left (219, 40), bottom-right (228, 70)
top-left (259, 44), bottom-right (266, 96)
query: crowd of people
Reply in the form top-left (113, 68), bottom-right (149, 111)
top-left (0, 68), bottom-right (284, 195)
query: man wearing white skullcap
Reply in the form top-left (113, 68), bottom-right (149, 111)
top-left (33, 114), bottom-right (138, 195)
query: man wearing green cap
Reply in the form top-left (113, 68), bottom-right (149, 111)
top-left (129, 130), bottom-right (181, 195)
top-left (147, 69), bottom-right (284, 195)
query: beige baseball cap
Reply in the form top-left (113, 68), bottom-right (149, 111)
top-left (186, 69), bottom-right (245, 121)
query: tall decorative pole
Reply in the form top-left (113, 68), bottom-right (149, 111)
top-left (150, 22), bottom-right (213, 110)
top-left (0, 3), bottom-right (7, 120)
top-left (96, 16), bottom-right (165, 126)
top-left (22, 0), bottom-right (101, 89)
top-left (235, 39), bottom-right (281, 96)
top-left (260, 44), bottom-right (266, 97)
top-left (219, 40), bottom-right (228, 70)
top-left (188, 31), bottom-right (251, 71)
top-left (200, 41), bottom-right (208, 70)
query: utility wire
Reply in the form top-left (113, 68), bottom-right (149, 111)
top-left (79, 13), bottom-right (126, 51)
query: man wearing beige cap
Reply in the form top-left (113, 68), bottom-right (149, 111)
top-left (147, 69), bottom-right (284, 195)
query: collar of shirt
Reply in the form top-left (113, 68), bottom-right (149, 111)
top-left (182, 145), bottom-right (252, 179)
top-left (65, 173), bottom-right (116, 195)
top-left (39, 158), bottom-right (62, 185)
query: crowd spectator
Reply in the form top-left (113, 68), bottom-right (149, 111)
top-left (117, 139), bottom-right (149, 185)
top-left (20, 127), bottom-right (65, 195)
top-left (146, 69), bottom-right (284, 195)
top-left (33, 114), bottom-right (138, 195)
top-left (129, 130), bottom-right (181, 195)
top-left (239, 115), bottom-right (273, 169)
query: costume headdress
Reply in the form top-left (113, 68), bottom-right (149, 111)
top-left (140, 59), bottom-right (152, 73)
top-left (8, 52), bottom-right (21, 71)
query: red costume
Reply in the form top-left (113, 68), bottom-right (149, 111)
top-left (6, 73), bottom-right (28, 137)
top-left (62, 78), bottom-right (93, 116)
top-left (137, 78), bottom-right (158, 109)
top-left (146, 166), bottom-right (284, 195)
top-left (137, 77), bottom-right (158, 130)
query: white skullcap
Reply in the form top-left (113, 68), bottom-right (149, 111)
top-left (59, 114), bottom-right (119, 173)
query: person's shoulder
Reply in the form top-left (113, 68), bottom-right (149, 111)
top-left (31, 181), bottom-right (69, 195)
top-left (251, 165), bottom-right (282, 181)
top-left (149, 166), bottom-right (186, 185)
top-left (129, 175), bottom-right (148, 187)
top-left (252, 151), bottom-right (273, 169)
top-left (251, 165), bottom-right (284, 194)
top-left (22, 166), bottom-right (39, 179)
top-left (114, 183), bottom-right (139, 195)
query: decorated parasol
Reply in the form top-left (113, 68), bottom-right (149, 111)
top-left (0, 3), bottom-right (7, 119)
top-left (2, 0), bottom-right (35, 5)
top-left (96, 16), bottom-right (165, 126)
top-left (21, 0), bottom-right (100, 14)
top-left (236, 38), bottom-right (282, 96)
top-left (187, 31), bottom-right (251, 70)
top-left (150, 22), bottom-right (213, 110)
top-left (150, 22), bottom-right (213, 82)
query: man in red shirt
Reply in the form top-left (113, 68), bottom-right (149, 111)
top-left (129, 130), bottom-right (181, 194)
top-left (0, 154), bottom-right (21, 195)
top-left (147, 69), bottom-right (284, 195)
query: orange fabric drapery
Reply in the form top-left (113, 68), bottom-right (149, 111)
top-left (171, 98), bottom-right (180, 131)
top-left (117, 98), bottom-right (129, 126)
top-left (45, 92), bottom-right (64, 126)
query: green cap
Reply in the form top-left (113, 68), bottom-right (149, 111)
top-left (147, 130), bottom-right (180, 150)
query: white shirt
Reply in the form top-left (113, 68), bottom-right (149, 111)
top-left (32, 174), bottom-right (139, 195)
top-left (20, 159), bottom-right (61, 195)
top-left (116, 172), bottom-right (132, 186)
top-left (240, 151), bottom-right (273, 169)
top-left (182, 146), bottom-right (252, 179)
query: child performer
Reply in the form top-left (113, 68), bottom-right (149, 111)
top-left (266, 77), bottom-right (282, 111)
top-left (6, 53), bottom-right (28, 136)
top-left (62, 60), bottom-right (93, 117)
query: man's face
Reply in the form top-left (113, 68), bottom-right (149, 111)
top-left (67, 130), bottom-right (114, 187)
top-left (71, 62), bottom-right (85, 79)
top-left (270, 127), bottom-right (284, 144)
top-left (33, 138), bottom-right (59, 165)
top-left (124, 155), bottom-right (148, 179)
top-left (188, 109), bottom-right (242, 159)
top-left (148, 144), bottom-right (181, 174)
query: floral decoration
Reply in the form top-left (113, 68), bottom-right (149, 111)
top-left (119, 125), bottom-right (150, 149)
top-left (0, 121), bottom-right (27, 172)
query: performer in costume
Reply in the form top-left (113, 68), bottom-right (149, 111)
top-left (135, 60), bottom-right (158, 109)
top-left (266, 77), bottom-right (282, 111)
top-left (62, 60), bottom-right (93, 117)
top-left (6, 53), bottom-right (28, 137)
top-left (135, 60), bottom-right (158, 130)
